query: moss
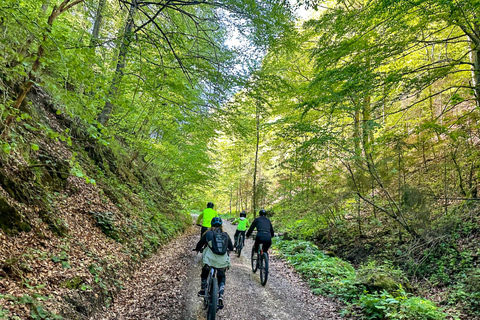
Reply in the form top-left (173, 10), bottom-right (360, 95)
top-left (38, 208), bottom-right (69, 237)
top-left (0, 197), bottom-right (31, 236)
top-left (356, 262), bottom-right (413, 293)
top-left (62, 276), bottom-right (84, 289)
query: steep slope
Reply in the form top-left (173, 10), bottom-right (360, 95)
top-left (0, 86), bottom-right (190, 319)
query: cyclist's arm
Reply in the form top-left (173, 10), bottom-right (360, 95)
top-left (270, 223), bottom-right (274, 237)
top-left (196, 212), bottom-right (203, 225)
top-left (227, 235), bottom-right (234, 251)
top-left (246, 219), bottom-right (256, 238)
top-left (195, 233), bottom-right (207, 251)
top-left (232, 218), bottom-right (239, 225)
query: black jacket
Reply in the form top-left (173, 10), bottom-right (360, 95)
top-left (246, 216), bottom-right (274, 238)
top-left (195, 228), bottom-right (233, 252)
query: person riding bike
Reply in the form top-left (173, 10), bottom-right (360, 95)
top-left (196, 202), bottom-right (218, 237)
top-left (232, 211), bottom-right (249, 248)
top-left (246, 209), bottom-right (274, 254)
top-left (194, 217), bottom-right (233, 309)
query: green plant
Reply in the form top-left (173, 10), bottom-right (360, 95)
top-left (90, 211), bottom-right (120, 241)
top-left (51, 251), bottom-right (70, 269)
top-left (360, 288), bottom-right (446, 320)
top-left (1, 293), bottom-right (62, 320)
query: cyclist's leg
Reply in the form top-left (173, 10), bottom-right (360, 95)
top-left (217, 268), bottom-right (226, 308)
top-left (240, 231), bottom-right (246, 245)
top-left (198, 265), bottom-right (209, 296)
top-left (201, 226), bottom-right (209, 239)
top-left (262, 238), bottom-right (272, 253)
top-left (234, 230), bottom-right (240, 247)
top-left (253, 237), bottom-right (260, 254)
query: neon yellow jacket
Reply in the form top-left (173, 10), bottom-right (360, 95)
top-left (232, 217), bottom-right (250, 231)
top-left (196, 208), bottom-right (218, 227)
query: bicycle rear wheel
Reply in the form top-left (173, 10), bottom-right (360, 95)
top-left (237, 235), bottom-right (243, 257)
top-left (260, 252), bottom-right (269, 286)
top-left (207, 277), bottom-right (218, 320)
top-left (251, 247), bottom-right (258, 273)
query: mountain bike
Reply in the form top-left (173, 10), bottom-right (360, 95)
top-left (203, 266), bottom-right (220, 320)
top-left (251, 242), bottom-right (269, 286)
top-left (235, 232), bottom-right (245, 257)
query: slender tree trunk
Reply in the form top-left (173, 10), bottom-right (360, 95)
top-left (466, 23), bottom-right (480, 107)
top-left (90, 0), bottom-right (107, 46)
top-left (252, 102), bottom-right (260, 219)
top-left (229, 188), bottom-right (233, 215)
top-left (97, 0), bottom-right (137, 125)
top-left (353, 104), bottom-right (361, 159)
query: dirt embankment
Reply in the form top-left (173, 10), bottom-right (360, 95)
top-left (92, 220), bottom-right (347, 320)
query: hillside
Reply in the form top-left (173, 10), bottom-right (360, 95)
top-left (0, 86), bottom-right (190, 319)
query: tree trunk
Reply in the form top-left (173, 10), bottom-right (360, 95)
top-left (466, 22), bottom-right (480, 107)
top-left (97, 0), bottom-right (137, 125)
top-left (252, 102), bottom-right (260, 219)
top-left (90, 0), bottom-right (107, 46)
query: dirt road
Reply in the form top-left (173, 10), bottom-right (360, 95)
top-left (93, 219), bottom-right (346, 320)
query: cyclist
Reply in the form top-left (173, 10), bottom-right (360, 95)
top-left (196, 202), bottom-right (218, 237)
top-left (246, 209), bottom-right (274, 254)
top-left (194, 217), bottom-right (233, 309)
top-left (232, 211), bottom-right (249, 249)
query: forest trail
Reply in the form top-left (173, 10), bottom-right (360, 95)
top-left (92, 218), bottom-right (346, 320)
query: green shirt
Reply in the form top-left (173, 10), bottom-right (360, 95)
top-left (232, 217), bottom-right (250, 231)
top-left (196, 208), bottom-right (218, 227)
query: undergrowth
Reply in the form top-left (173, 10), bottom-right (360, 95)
top-left (272, 239), bottom-right (449, 320)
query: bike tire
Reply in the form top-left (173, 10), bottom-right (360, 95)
top-left (260, 252), bottom-right (269, 286)
top-left (207, 277), bottom-right (218, 320)
top-left (251, 247), bottom-right (258, 273)
top-left (237, 235), bottom-right (243, 257)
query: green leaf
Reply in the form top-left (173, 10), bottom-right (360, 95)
top-left (2, 143), bottom-right (11, 154)
top-left (30, 143), bottom-right (39, 151)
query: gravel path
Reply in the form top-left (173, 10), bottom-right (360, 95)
top-left (92, 219), bottom-right (347, 320)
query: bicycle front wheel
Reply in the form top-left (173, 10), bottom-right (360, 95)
top-left (260, 252), bottom-right (269, 286)
top-left (207, 278), bottom-right (218, 320)
top-left (251, 247), bottom-right (258, 273)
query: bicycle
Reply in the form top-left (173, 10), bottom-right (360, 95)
top-left (203, 265), bottom-right (220, 320)
top-left (234, 233), bottom-right (245, 257)
top-left (251, 242), bottom-right (269, 286)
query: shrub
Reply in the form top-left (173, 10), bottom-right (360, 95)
top-left (360, 288), bottom-right (446, 320)
top-left (274, 238), bottom-right (448, 320)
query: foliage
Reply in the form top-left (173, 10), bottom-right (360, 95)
top-left (273, 239), bottom-right (448, 319)
top-left (0, 293), bottom-right (62, 320)
top-left (273, 239), bottom-right (359, 300)
top-left (360, 289), bottom-right (447, 320)
top-left (449, 268), bottom-right (480, 316)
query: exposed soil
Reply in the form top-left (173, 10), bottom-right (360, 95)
top-left (92, 220), bottom-right (348, 320)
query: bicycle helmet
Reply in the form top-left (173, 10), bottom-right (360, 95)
top-left (211, 217), bottom-right (222, 227)
top-left (207, 202), bottom-right (214, 208)
top-left (240, 211), bottom-right (246, 217)
top-left (259, 209), bottom-right (267, 216)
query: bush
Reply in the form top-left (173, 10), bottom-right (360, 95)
top-left (273, 238), bottom-right (448, 320)
top-left (360, 288), bottom-right (446, 320)
top-left (450, 268), bottom-right (480, 316)
top-left (273, 239), bottom-right (359, 300)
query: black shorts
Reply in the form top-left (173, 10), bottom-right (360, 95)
top-left (253, 235), bottom-right (271, 253)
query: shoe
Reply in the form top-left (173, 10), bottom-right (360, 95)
top-left (218, 295), bottom-right (224, 309)
top-left (197, 290), bottom-right (205, 297)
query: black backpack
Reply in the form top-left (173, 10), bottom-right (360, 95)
top-left (207, 229), bottom-right (229, 255)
